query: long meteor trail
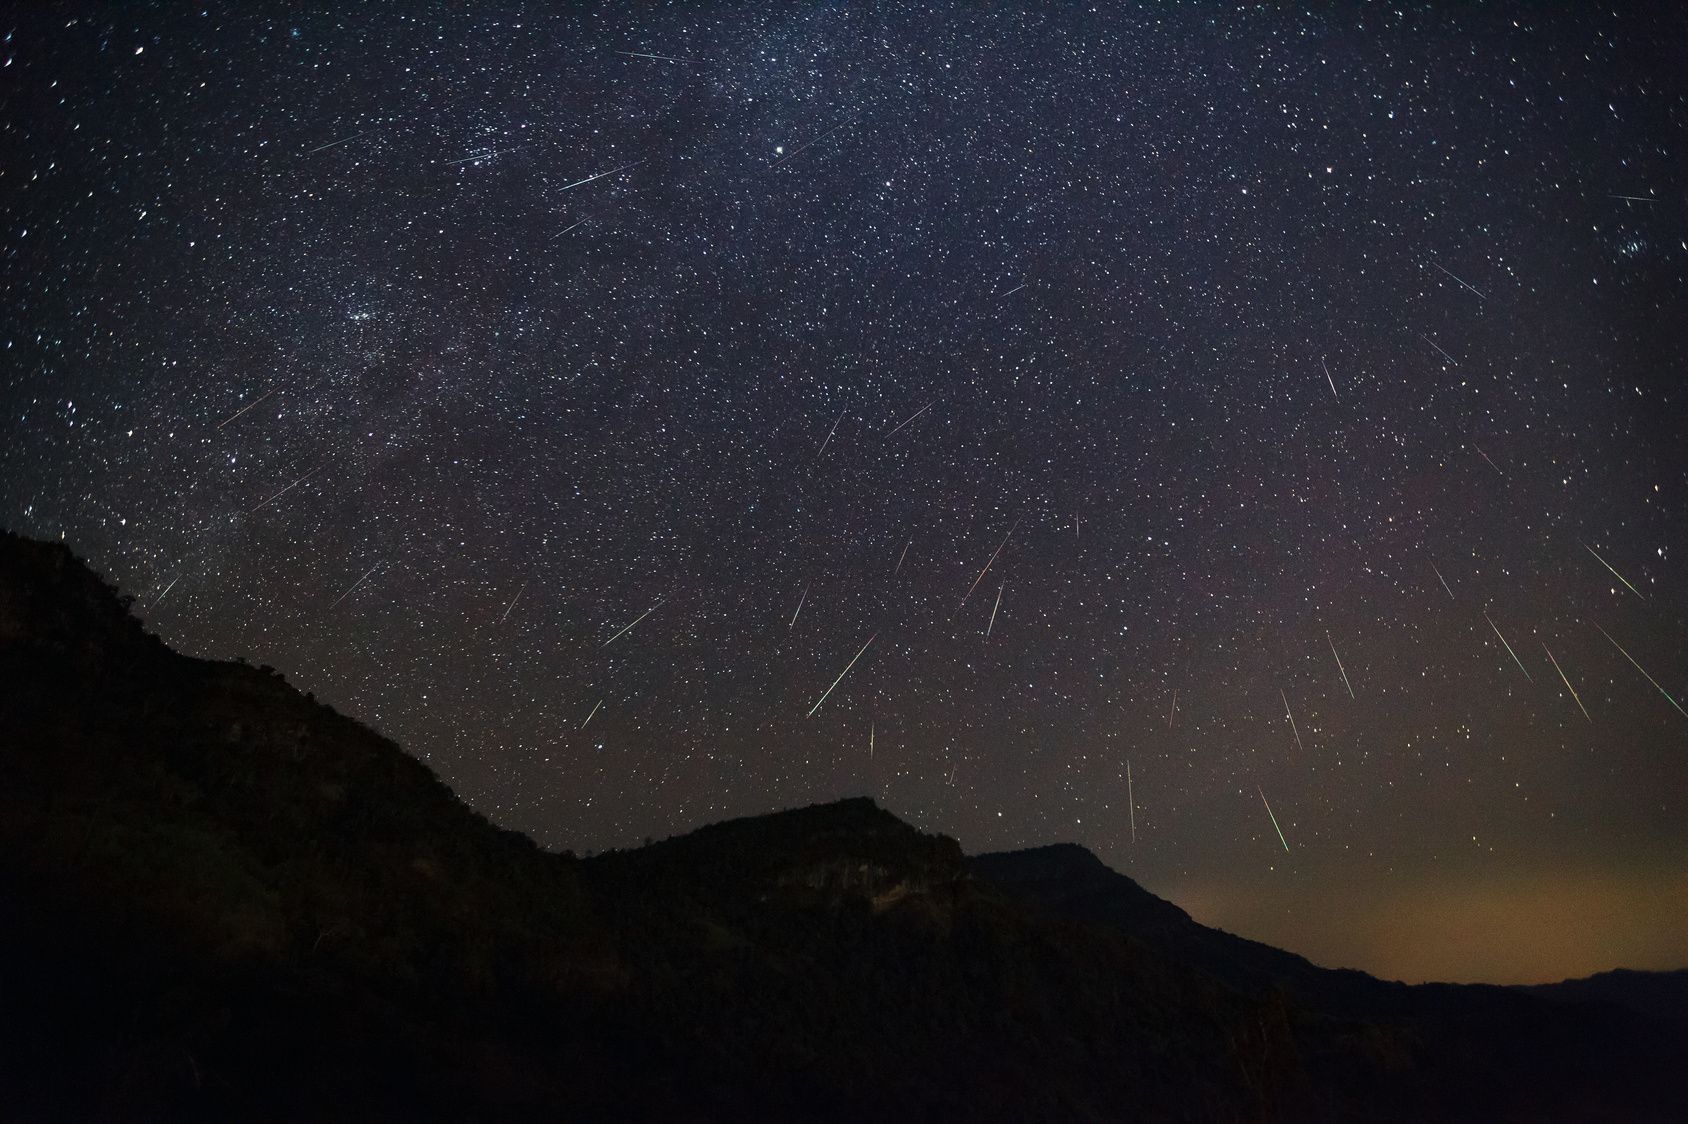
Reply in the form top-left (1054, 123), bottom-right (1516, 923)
top-left (959, 517), bottom-right (1021, 610)
top-left (1542, 643), bottom-right (1591, 722)
top-left (1431, 260), bottom-right (1487, 301)
top-left (1281, 690), bottom-right (1306, 753)
top-left (1592, 620), bottom-right (1688, 719)
top-left (1259, 786), bottom-right (1290, 852)
top-left (602, 599), bottom-right (663, 646)
top-left (885, 401), bottom-right (934, 439)
top-left (560, 159), bottom-right (644, 192)
top-left (790, 582), bottom-right (809, 630)
top-left (986, 581), bottom-right (1004, 638)
top-left (217, 387), bottom-right (276, 430)
top-left (1582, 542), bottom-right (1645, 599)
top-left (816, 407), bottom-right (845, 457)
top-left (1429, 559), bottom-right (1455, 600)
top-left (807, 632), bottom-right (877, 717)
top-left (1327, 631), bottom-right (1355, 698)
top-left (329, 561), bottom-right (382, 610)
top-left (1127, 760), bottom-right (1136, 844)
top-left (499, 581), bottom-right (528, 623)
top-left (1484, 611), bottom-right (1533, 682)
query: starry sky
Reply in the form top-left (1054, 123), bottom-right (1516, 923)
top-left (4, 3), bottom-right (1686, 985)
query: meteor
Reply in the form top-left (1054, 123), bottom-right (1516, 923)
top-left (1429, 559), bottom-right (1455, 600)
top-left (1281, 689), bottom-right (1306, 753)
top-left (986, 581), bottom-right (1004, 638)
top-left (154, 575), bottom-right (180, 605)
top-left (603, 599), bottom-right (663, 646)
top-left (1591, 620), bottom-right (1688, 719)
top-left (1419, 333), bottom-right (1459, 366)
top-left (1327, 631), bottom-right (1355, 698)
top-left (1321, 356), bottom-right (1338, 401)
top-left (790, 582), bottom-right (809, 630)
top-left (216, 387), bottom-right (276, 430)
top-left (806, 632), bottom-right (877, 717)
top-left (1431, 260), bottom-right (1487, 301)
top-left (560, 159), bottom-right (644, 192)
top-left (1541, 643), bottom-right (1591, 722)
top-left (1127, 760), bottom-right (1136, 843)
top-left (328, 561), bottom-right (382, 610)
top-left (895, 540), bottom-right (912, 575)
top-left (1581, 541), bottom-right (1645, 600)
top-left (959, 517), bottom-right (1021, 610)
top-left (1168, 689), bottom-right (1178, 729)
top-left (616, 50), bottom-right (704, 63)
top-left (816, 407), bottom-right (845, 457)
top-left (1484, 611), bottom-right (1533, 682)
top-left (306, 130), bottom-right (374, 154)
top-left (1259, 786), bottom-right (1290, 852)
top-left (499, 581), bottom-right (528, 623)
top-left (249, 462), bottom-right (324, 513)
top-left (580, 699), bottom-right (603, 729)
top-left (884, 400), bottom-right (934, 439)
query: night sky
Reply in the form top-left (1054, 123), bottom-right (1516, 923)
top-left (4, 4), bottom-right (1686, 985)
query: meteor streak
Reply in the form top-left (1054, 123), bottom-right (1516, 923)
top-left (769, 120), bottom-right (852, 170)
top-left (1591, 620), bottom-right (1688, 719)
top-left (806, 632), bottom-right (877, 717)
top-left (1327, 631), bottom-right (1355, 698)
top-left (1484, 611), bottom-right (1533, 682)
top-left (616, 50), bottom-right (704, 63)
top-left (154, 575), bottom-right (180, 605)
top-left (1127, 760), bottom-right (1136, 843)
top-left (500, 581), bottom-right (528, 623)
top-left (329, 561), bottom-right (382, 610)
top-left (959, 517), bottom-right (1020, 610)
top-left (1542, 643), bottom-right (1591, 722)
top-left (1473, 444), bottom-right (1505, 477)
top-left (895, 540), bottom-right (912, 574)
top-left (986, 581), bottom-right (1004, 638)
top-left (1431, 260), bottom-right (1487, 301)
top-left (1582, 542), bottom-right (1645, 600)
top-left (1168, 689), bottom-right (1178, 729)
top-left (1259, 786), bottom-right (1290, 852)
top-left (790, 582), bottom-right (809, 630)
top-left (816, 407), bottom-right (845, 456)
top-left (306, 130), bottom-right (374, 154)
top-left (560, 159), bottom-right (644, 192)
top-left (249, 462), bottom-right (323, 513)
top-left (603, 599), bottom-right (663, 646)
top-left (1281, 689), bottom-right (1306, 753)
top-left (1429, 559), bottom-right (1455, 600)
top-left (580, 699), bottom-right (603, 729)
top-left (217, 387), bottom-right (276, 429)
top-left (1321, 356), bottom-right (1338, 401)
top-left (1419, 333), bottom-right (1459, 366)
top-left (884, 401), bottom-right (934, 439)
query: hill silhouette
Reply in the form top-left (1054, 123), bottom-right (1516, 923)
top-left (1, 529), bottom-right (1683, 1122)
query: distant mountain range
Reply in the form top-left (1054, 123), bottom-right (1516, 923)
top-left (2, 529), bottom-right (1682, 1122)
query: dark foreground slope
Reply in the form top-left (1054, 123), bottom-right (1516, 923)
top-left (1, 531), bottom-right (1683, 1122)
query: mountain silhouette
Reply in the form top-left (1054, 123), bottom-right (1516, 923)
top-left (1, 529), bottom-right (1683, 1122)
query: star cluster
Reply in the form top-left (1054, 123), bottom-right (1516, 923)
top-left (3, 4), bottom-right (1685, 983)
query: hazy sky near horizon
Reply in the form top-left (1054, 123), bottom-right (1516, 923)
top-left (3, 3), bottom-right (1685, 984)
